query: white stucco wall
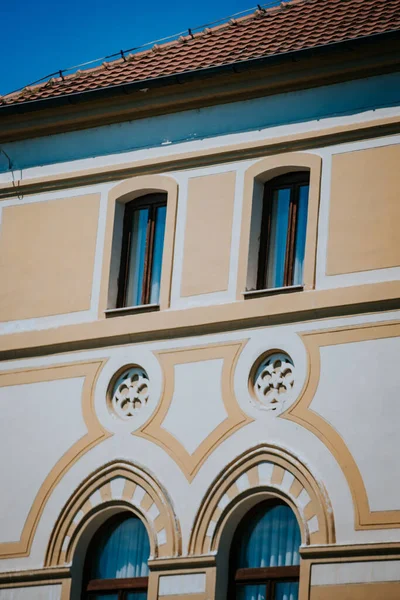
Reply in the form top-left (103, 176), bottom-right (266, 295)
top-left (0, 377), bottom-right (86, 542)
top-left (0, 75), bottom-right (399, 590)
top-left (0, 310), bottom-right (398, 572)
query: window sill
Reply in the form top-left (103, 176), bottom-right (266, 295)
top-left (105, 304), bottom-right (160, 317)
top-left (243, 285), bottom-right (304, 299)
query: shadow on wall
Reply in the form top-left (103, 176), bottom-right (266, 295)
top-left (1, 71), bottom-right (400, 174)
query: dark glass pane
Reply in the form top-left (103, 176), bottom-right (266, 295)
top-left (126, 208), bottom-right (149, 306)
top-left (88, 595), bottom-right (119, 600)
top-left (236, 584), bottom-right (266, 600)
top-left (89, 516), bottom-right (150, 580)
top-left (275, 581), bottom-right (299, 600)
top-left (126, 593), bottom-right (148, 600)
top-left (149, 204), bottom-right (167, 304)
top-left (293, 184), bottom-right (309, 286)
top-left (266, 188), bottom-right (291, 288)
top-left (236, 504), bottom-right (301, 569)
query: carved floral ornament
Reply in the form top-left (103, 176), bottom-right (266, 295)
top-left (251, 351), bottom-right (295, 412)
top-left (108, 365), bottom-right (150, 420)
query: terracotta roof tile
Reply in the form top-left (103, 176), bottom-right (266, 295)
top-left (2, 0), bottom-right (400, 106)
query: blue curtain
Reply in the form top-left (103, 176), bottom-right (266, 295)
top-left (149, 204), bottom-right (167, 304)
top-left (266, 188), bottom-right (291, 288)
top-left (236, 585), bottom-right (266, 600)
top-left (235, 582), bottom-right (298, 600)
top-left (275, 582), bottom-right (299, 600)
top-left (292, 184), bottom-right (309, 286)
top-left (90, 516), bottom-right (150, 580)
top-left (237, 504), bottom-right (300, 569)
top-left (126, 208), bottom-right (149, 306)
top-left (235, 504), bottom-right (301, 600)
top-left (265, 182), bottom-right (309, 289)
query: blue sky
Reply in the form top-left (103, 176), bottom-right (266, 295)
top-left (1, 0), bottom-right (280, 97)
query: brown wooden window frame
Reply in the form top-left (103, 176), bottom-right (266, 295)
top-left (86, 576), bottom-right (149, 598)
top-left (256, 171), bottom-right (310, 291)
top-left (117, 193), bottom-right (167, 308)
top-left (228, 500), bottom-right (300, 600)
top-left (82, 513), bottom-right (149, 600)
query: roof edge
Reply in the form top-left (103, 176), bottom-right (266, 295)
top-left (1, 30), bottom-right (399, 118)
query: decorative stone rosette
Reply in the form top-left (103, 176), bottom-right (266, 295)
top-left (109, 366), bottom-right (150, 420)
top-left (252, 352), bottom-right (294, 412)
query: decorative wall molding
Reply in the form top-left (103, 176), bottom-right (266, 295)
top-left (137, 341), bottom-right (252, 481)
top-left (300, 541), bottom-right (400, 560)
top-left (252, 351), bottom-right (295, 413)
top-left (188, 444), bottom-right (335, 555)
top-left (95, 348), bottom-right (162, 434)
top-left (0, 567), bottom-right (70, 587)
top-left (286, 320), bottom-right (400, 530)
top-left (108, 365), bottom-right (150, 420)
top-left (45, 459), bottom-right (181, 566)
top-left (2, 281), bottom-right (400, 362)
top-left (0, 360), bottom-right (108, 560)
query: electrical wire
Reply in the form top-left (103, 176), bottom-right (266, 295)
top-left (3, 0), bottom-right (283, 97)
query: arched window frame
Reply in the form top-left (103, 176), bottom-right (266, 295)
top-left (228, 499), bottom-right (301, 600)
top-left (100, 175), bottom-right (178, 317)
top-left (256, 171), bottom-right (310, 291)
top-left (82, 512), bottom-right (150, 599)
top-left (188, 445), bottom-right (335, 599)
top-left (116, 193), bottom-right (167, 308)
top-left (237, 153), bottom-right (322, 300)
top-left (45, 460), bottom-right (182, 600)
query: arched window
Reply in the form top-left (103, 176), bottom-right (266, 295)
top-left (257, 173), bottom-right (309, 291)
top-left (229, 500), bottom-right (301, 600)
top-left (117, 193), bottom-right (167, 308)
top-left (82, 513), bottom-right (150, 599)
top-left (246, 171), bottom-right (310, 294)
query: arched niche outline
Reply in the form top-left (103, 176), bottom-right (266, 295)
top-left (45, 459), bottom-right (181, 570)
top-left (99, 174), bottom-right (179, 314)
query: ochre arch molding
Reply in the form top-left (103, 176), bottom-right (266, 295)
top-left (45, 459), bottom-right (181, 566)
top-left (137, 341), bottom-right (252, 482)
top-left (99, 174), bottom-right (179, 314)
top-left (188, 444), bottom-right (335, 555)
top-left (285, 321), bottom-right (400, 530)
top-left (0, 359), bottom-right (109, 560)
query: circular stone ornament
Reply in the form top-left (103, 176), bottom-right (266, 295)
top-left (109, 366), bottom-right (150, 420)
top-left (252, 352), bottom-right (294, 412)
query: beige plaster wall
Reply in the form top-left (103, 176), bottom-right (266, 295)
top-left (0, 194), bottom-right (100, 321)
top-left (180, 172), bottom-right (236, 297)
top-left (326, 144), bottom-right (400, 275)
top-left (311, 582), bottom-right (400, 600)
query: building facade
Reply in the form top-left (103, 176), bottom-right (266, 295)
top-left (1, 0), bottom-right (400, 598)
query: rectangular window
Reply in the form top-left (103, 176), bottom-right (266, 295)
top-left (117, 194), bottom-right (167, 308)
top-left (257, 173), bottom-right (309, 291)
